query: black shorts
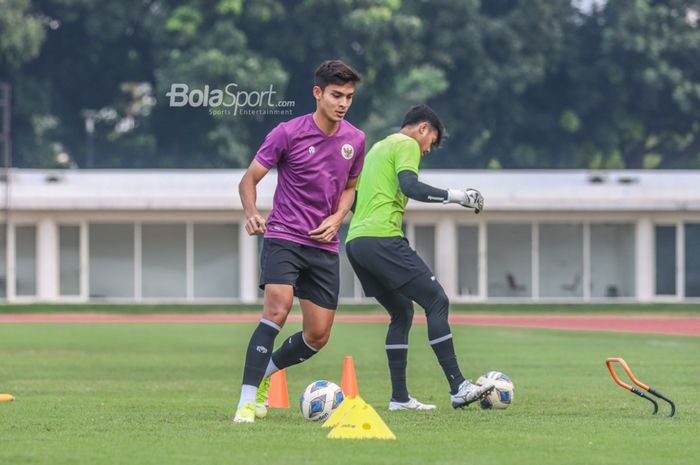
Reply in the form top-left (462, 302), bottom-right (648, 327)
top-left (346, 236), bottom-right (432, 298)
top-left (259, 238), bottom-right (340, 309)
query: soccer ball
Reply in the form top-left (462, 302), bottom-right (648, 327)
top-left (299, 380), bottom-right (344, 421)
top-left (477, 371), bottom-right (514, 409)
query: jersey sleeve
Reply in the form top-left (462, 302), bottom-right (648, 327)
top-left (254, 123), bottom-right (289, 169)
top-left (393, 138), bottom-right (421, 175)
top-left (349, 135), bottom-right (366, 179)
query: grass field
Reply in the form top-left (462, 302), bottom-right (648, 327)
top-left (1, 319), bottom-right (698, 465)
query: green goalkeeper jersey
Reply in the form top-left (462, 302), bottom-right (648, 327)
top-left (346, 132), bottom-right (422, 242)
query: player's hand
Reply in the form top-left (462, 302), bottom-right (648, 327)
top-left (463, 188), bottom-right (484, 214)
top-left (244, 212), bottom-right (266, 235)
top-left (309, 214), bottom-right (342, 243)
top-left (446, 188), bottom-right (484, 214)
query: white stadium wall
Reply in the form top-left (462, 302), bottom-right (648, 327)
top-left (1, 169), bottom-right (700, 304)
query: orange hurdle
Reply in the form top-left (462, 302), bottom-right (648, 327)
top-left (605, 357), bottom-right (675, 417)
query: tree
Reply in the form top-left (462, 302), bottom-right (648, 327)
top-left (0, 0), bottom-right (45, 71)
top-left (1, 0), bottom-right (699, 169)
top-left (570, 0), bottom-right (700, 169)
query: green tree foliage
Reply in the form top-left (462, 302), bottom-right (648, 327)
top-left (0, 0), bottom-right (45, 69)
top-left (569, 0), bottom-right (700, 169)
top-left (0, 0), bottom-right (698, 169)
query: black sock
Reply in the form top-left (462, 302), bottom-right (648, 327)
top-left (397, 273), bottom-right (465, 394)
top-left (271, 331), bottom-right (318, 370)
top-left (430, 335), bottom-right (465, 394)
top-left (386, 346), bottom-right (409, 402)
top-left (242, 319), bottom-right (280, 387)
top-left (376, 291), bottom-right (414, 403)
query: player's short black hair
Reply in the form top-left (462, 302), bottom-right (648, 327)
top-left (314, 60), bottom-right (362, 90)
top-left (401, 104), bottom-right (446, 148)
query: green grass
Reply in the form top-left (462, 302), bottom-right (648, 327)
top-left (2, 302), bottom-right (700, 314)
top-left (0, 322), bottom-right (698, 465)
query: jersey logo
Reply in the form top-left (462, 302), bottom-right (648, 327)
top-left (308, 146), bottom-right (316, 154)
top-left (341, 143), bottom-right (354, 160)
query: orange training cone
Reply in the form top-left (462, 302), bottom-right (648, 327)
top-left (267, 369), bottom-right (289, 408)
top-left (341, 356), bottom-right (360, 398)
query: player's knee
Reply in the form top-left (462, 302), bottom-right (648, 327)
top-left (436, 289), bottom-right (449, 310)
top-left (406, 305), bottom-right (415, 321)
top-left (434, 291), bottom-right (449, 318)
top-left (426, 288), bottom-right (449, 320)
top-left (400, 307), bottom-right (415, 330)
top-left (263, 292), bottom-right (293, 323)
top-left (390, 306), bottom-right (413, 325)
top-left (303, 329), bottom-right (330, 350)
top-left (266, 304), bottom-right (291, 322)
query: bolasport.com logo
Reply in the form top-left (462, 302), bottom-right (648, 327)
top-left (165, 83), bottom-right (295, 117)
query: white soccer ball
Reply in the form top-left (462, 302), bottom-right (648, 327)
top-left (299, 380), bottom-right (344, 421)
top-left (477, 371), bottom-right (514, 409)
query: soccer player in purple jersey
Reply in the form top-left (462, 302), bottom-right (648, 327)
top-left (234, 60), bottom-right (365, 423)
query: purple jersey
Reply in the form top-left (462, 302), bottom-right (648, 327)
top-left (255, 113), bottom-right (365, 252)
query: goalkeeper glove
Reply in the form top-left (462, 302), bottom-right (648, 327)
top-left (445, 188), bottom-right (484, 214)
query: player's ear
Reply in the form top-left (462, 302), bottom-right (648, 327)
top-left (312, 85), bottom-right (323, 101)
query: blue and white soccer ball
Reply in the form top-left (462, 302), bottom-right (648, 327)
top-left (477, 371), bottom-right (514, 410)
top-left (299, 380), bottom-right (344, 421)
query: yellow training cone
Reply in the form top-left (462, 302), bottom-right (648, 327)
top-left (328, 403), bottom-right (396, 440)
top-left (0, 394), bottom-right (15, 402)
top-left (322, 395), bottom-right (366, 428)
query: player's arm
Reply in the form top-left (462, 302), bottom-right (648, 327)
top-left (398, 171), bottom-right (448, 202)
top-left (398, 170), bottom-right (484, 214)
top-left (239, 159), bottom-right (270, 235)
top-left (309, 176), bottom-right (358, 243)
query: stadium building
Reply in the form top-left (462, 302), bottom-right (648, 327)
top-left (2, 169), bottom-right (699, 304)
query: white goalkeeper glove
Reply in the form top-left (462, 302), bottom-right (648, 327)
top-left (445, 188), bottom-right (484, 214)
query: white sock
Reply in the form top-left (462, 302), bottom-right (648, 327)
top-left (237, 384), bottom-right (258, 409)
top-left (264, 359), bottom-right (279, 378)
